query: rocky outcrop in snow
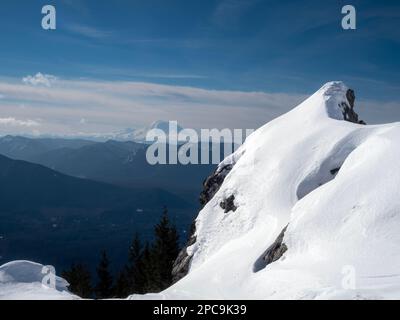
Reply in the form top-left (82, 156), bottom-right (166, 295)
top-left (172, 222), bottom-right (197, 283)
top-left (199, 164), bottom-right (234, 207)
top-left (253, 226), bottom-right (288, 272)
top-left (173, 82), bottom-right (366, 286)
top-left (172, 153), bottom-right (244, 282)
top-left (219, 195), bottom-right (238, 213)
top-left (172, 163), bottom-right (236, 283)
top-left (339, 89), bottom-right (366, 124)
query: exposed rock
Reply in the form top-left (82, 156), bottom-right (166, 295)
top-left (330, 167), bottom-right (340, 176)
top-left (253, 226), bottom-right (288, 272)
top-left (172, 164), bottom-right (235, 283)
top-left (220, 195), bottom-right (237, 213)
top-left (200, 164), bottom-right (233, 207)
top-left (339, 89), bottom-right (366, 125)
top-left (346, 89), bottom-right (355, 108)
top-left (172, 221), bottom-right (197, 283)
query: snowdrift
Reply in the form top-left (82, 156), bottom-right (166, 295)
top-left (0, 261), bottom-right (76, 300)
top-left (132, 81), bottom-right (400, 300)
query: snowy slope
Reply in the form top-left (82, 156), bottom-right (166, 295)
top-left (131, 81), bottom-right (400, 300)
top-left (0, 261), bottom-right (77, 300)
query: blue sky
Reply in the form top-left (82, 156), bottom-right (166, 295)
top-left (0, 0), bottom-right (399, 136)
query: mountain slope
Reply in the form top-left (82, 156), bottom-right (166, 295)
top-left (28, 140), bottom-right (218, 200)
top-left (30, 140), bottom-right (146, 182)
top-left (0, 154), bottom-right (192, 274)
top-left (0, 136), bottom-right (94, 161)
top-left (0, 154), bottom-right (187, 210)
top-left (0, 138), bottom-right (219, 202)
top-left (130, 81), bottom-right (400, 300)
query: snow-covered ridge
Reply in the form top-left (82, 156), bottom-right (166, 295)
top-left (152, 81), bottom-right (400, 299)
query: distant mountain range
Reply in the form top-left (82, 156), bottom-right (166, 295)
top-left (0, 135), bottom-right (95, 160)
top-left (12, 120), bottom-right (186, 143)
top-left (0, 153), bottom-right (188, 210)
top-left (0, 132), bottom-right (233, 274)
top-left (0, 135), bottom-right (220, 201)
top-left (0, 152), bottom-right (192, 274)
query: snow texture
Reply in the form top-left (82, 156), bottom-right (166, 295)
top-left (0, 261), bottom-right (76, 300)
top-left (130, 81), bottom-right (400, 300)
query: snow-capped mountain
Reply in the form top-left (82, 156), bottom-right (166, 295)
top-left (3, 82), bottom-right (400, 300)
top-left (77, 120), bottom-right (185, 143)
top-left (126, 120), bottom-right (185, 143)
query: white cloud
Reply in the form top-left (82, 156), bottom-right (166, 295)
top-left (0, 117), bottom-right (40, 127)
top-left (1, 75), bottom-right (398, 137)
top-left (22, 73), bottom-right (57, 87)
top-left (0, 77), bottom-right (307, 132)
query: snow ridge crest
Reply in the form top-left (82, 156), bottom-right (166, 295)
top-left (300, 81), bottom-right (363, 124)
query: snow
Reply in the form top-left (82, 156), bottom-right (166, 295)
top-left (130, 81), bottom-right (400, 300)
top-left (38, 120), bottom-right (185, 142)
top-left (0, 261), bottom-right (77, 300)
top-left (4, 81), bottom-right (400, 300)
top-left (134, 120), bottom-right (185, 143)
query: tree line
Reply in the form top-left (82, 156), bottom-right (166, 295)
top-left (62, 207), bottom-right (180, 299)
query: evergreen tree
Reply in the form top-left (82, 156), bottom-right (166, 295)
top-left (113, 269), bottom-right (130, 298)
top-left (147, 207), bottom-right (180, 292)
top-left (95, 250), bottom-right (114, 299)
top-left (65, 208), bottom-right (182, 298)
top-left (141, 241), bottom-right (161, 293)
top-left (129, 233), bottom-right (142, 266)
top-left (126, 233), bottom-right (145, 294)
top-left (62, 263), bottom-right (93, 298)
top-left (124, 209), bottom-right (180, 294)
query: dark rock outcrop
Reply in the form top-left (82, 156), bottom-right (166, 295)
top-left (330, 167), bottom-right (340, 176)
top-left (172, 221), bottom-right (197, 283)
top-left (172, 164), bottom-right (235, 283)
top-left (220, 195), bottom-right (237, 213)
top-left (340, 89), bottom-right (366, 125)
top-left (200, 164), bottom-right (233, 207)
top-left (253, 226), bottom-right (288, 272)
top-left (346, 89), bottom-right (355, 109)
